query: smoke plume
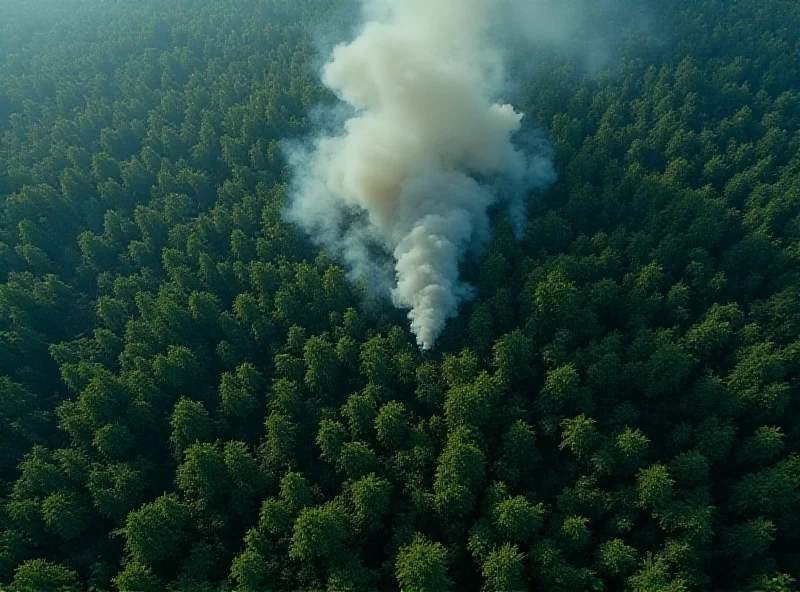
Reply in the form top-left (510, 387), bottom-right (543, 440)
top-left (286, 0), bottom-right (555, 349)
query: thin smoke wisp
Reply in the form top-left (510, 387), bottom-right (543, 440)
top-left (286, 0), bottom-right (555, 349)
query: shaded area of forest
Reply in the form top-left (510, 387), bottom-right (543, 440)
top-left (1, 0), bottom-right (799, 590)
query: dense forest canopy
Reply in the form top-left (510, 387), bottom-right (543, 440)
top-left (1, 0), bottom-right (799, 590)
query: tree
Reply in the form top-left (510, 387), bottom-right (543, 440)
top-left (304, 335), bottom-right (338, 395)
top-left (598, 539), bottom-right (638, 577)
top-left (395, 534), bottom-right (453, 592)
top-left (493, 495), bottom-right (544, 544)
top-left (170, 398), bottom-right (215, 457)
top-left (317, 418), bottom-right (349, 462)
top-left (349, 473), bottom-right (392, 531)
top-left (375, 401), bottom-right (410, 450)
top-left (337, 441), bottom-right (380, 480)
top-left (482, 544), bottom-right (527, 592)
top-left (442, 349), bottom-right (479, 388)
top-left (177, 443), bottom-right (228, 510)
top-left (637, 464), bottom-right (675, 511)
top-left (219, 362), bottom-right (262, 420)
top-left (113, 563), bottom-right (163, 592)
top-left (290, 502), bottom-right (349, 561)
top-left (342, 388), bottom-right (379, 438)
top-left (720, 518), bottom-right (776, 560)
top-left (264, 411), bottom-right (298, 468)
top-left (434, 429), bottom-right (485, 518)
top-left (444, 372), bottom-right (501, 431)
top-left (87, 462), bottom-right (146, 522)
top-left (615, 427), bottom-right (650, 474)
top-left (416, 361), bottom-right (444, 407)
top-left (123, 494), bottom-right (190, 567)
top-left (560, 415), bottom-right (600, 461)
top-left (736, 426), bottom-right (785, 466)
top-left (496, 420), bottom-right (539, 486)
top-left (40, 491), bottom-right (88, 540)
top-left (539, 364), bottom-right (581, 414)
top-left (280, 472), bottom-right (313, 514)
top-left (728, 343), bottom-right (789, 422)
top-left (492, 330), bottom-right (534, 386)
top-left (9, 559), bottom-right (80, 592)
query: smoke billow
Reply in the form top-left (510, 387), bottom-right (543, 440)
top-left (500, 0), bottom-right (657, 75)
top-left (286, 0), bottom-right (555, 349)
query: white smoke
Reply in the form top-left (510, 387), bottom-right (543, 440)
top-left (286, 0), bottom-right (555, 349)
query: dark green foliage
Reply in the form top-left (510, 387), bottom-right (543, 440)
top-left (8, 559), bottom-right (80, 592)
top-left (482, 543), bottom-right (527, 592)
top-left (123, 494), bottom-right (190, 567)
top-left (1, 0), bottom-right (800, 590)
top-left (395, 535), bottom-right (453, 592)
top-left (290, 501), bottom-right (350, 561)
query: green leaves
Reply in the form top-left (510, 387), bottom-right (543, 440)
top-left (434, 430), bottom-right (485, 518)
top-left (444, 372), bottom-right (501, 431)
top-left (560, 415), bottom-right (599, 460)
top-left (492, 496), bottom-right (544, 544)
top-left (598, 539), bottom-right (638, 577)
top-left (279, 472), bottom-right (313, 514)
top-left (736, 426), bottom-right (785, 466)
top-left (342, 390), bottom-right (378, 438)
top-left (9, 559), bottom-right (80, 592)
top-left (615, 427), bottom-right (650, 472)
top-left (40, 492), bottom-right (87, 541)
top-left (492, 330), bottom-right (534, 385)
top-left (720, 518), bottom-right (776, 560)
top-left (482, 543), bottom-right (527, 592)
top-left (113, 562), bottom-right (162, 592)
top-left (170, 398), bottom-right (215, 457)
top-left (375, 401), bottom-right (410, 449)
top-left (637, 464), bottom-right (675, 511)
top-left (177, 443), bottom-right (228, 509)
top-left (540, 364), bottom-right (580, 414)
top-left (123, 494), bottom-right (190, 567)
top-left (317, 418), bottom-right (348, 462)
top-left (337, 441), bottom-right (380, 480)
top-left (290, 502), bottom-right (349, 561)
top-left (496, 420), bottom-right (538, 486)
top-left (731, 454), bottom-right (800, 523)
top-left (177, 441), bottom-right (264, 515)
top-left (153, 345), bottom-right (201, 389)
top-left (349, 473), bottom-right (392, 531)
top-left (218, 362), bottom-right (262, 420)
top-left (561, 516), bottom-right (591, 549)
top-left (396, 535), bottom-right (452, 592)
top-left (303, 335), bottom-right (338, 395)
top-left (728, 343), bottom-right (789, 421)
top-left (87, 462), bottom-right (146, 522)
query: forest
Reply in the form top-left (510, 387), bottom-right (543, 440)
top-left (0, 0), bottom-right (799, 590)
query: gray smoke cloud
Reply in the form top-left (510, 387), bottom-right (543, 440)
top-left (500, 0), bottom-right (657, 75)
top-left (285, 0), bottom-right (555, 349)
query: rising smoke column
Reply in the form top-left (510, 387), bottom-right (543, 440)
top-left (286, 0), bottom-right (555, 349)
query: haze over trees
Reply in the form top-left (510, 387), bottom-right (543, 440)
top-left (1, 0), bottom-right (799, 591)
